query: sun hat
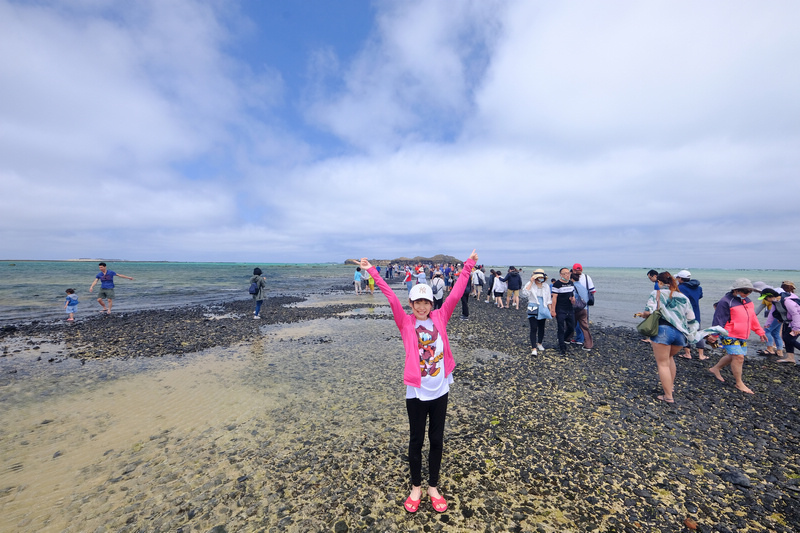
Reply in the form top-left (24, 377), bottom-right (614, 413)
top-left (752, 281), bottom-right (772, 292)
top-left (676, 270), bottom-right (691, 279)
top-left (532, 268), bottom-right (546, 280)
top-left (781, 280), bottom-right (796, 290)
top-left (409, 284), bottom-right (434, 302)
top-left (730, 278), bottom-right (755, 291)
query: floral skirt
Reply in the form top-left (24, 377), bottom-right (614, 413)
top-left (720, 336), bottom-right (747, 355)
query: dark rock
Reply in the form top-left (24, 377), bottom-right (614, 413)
top-left (718, 469), bottom-right (751, 488)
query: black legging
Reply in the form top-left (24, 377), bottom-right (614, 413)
top-left (406, 393), bottom-right (448, 487)
top-left (461, 287), bottom-right (470, 317)
top-left (528, 316), bottom-right (546, 347)
top-left (782, 322), bottom-right (800, 354)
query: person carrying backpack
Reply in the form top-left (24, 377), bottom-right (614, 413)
top-left (250, 267), bottom-right (268, 319)
top-left (777, 281), bottom-right (800, 364)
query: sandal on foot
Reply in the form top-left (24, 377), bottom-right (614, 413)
top-left (404, 495), bottom-right (421, 513)
top-left (430, 494), bottom-right (448, 513)
top-left (657, 395), bottom-right (675, 404)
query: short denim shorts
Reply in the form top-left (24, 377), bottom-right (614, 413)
top-left (650, 324), bottom-right (687, 346)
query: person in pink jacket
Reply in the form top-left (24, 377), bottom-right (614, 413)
top-left (708, 278), bottom-right (767, 394)
top-left (361, 249), bottom-right (478, 514)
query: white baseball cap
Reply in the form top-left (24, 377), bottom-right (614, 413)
top-left (409, 284), bottom-right (434, 302)
top-left (676, 270), bottom-right (691, 279)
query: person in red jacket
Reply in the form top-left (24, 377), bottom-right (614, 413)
top-left (708, 278), bottom-right (767, 394)
top-left (361, 250), bottom-right (478, 514)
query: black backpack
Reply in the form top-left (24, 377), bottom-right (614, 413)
top-left (771, 294), bottom-right (797, 323)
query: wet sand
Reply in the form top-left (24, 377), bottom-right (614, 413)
top-left (1, 287), bottom-right (799, 532)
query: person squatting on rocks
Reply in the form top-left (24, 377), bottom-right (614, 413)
top-left (708, 278), bottom-right (767, 394)
top-left (250, 267), bottom-right (268, 319)
top-left (638, 271), bottom-right (698, 404)
top-left (89, 262), bottom-right (134, 314)
top-left (361, 249), bottom-right (478, 514)
top-left (522, 269), bottom-right (552, 356)
top-left (551, 267), bottom-right (576, 355)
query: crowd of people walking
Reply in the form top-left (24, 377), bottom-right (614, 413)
top-left (346, 257), bottom-right (797, 514)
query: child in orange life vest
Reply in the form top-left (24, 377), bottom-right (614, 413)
top-left (360, 249), bottom-right (478, 514)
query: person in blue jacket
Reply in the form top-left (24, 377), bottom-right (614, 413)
top-left (676, 270), bottom-right (707, 360)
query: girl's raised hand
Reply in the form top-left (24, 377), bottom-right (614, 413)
top-left (468, 249), bottom-right (478, 262)
top-left (360, 258), bottom-right (372, 269)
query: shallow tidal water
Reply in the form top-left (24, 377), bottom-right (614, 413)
top-left (0, 309), bottom-right (420, 532)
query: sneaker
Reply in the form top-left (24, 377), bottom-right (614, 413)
top-left (582, 347), bottom-right (591, 352)
top-left (253, 315), bottom-right (261, 320)
top-left (531, 349), bottom-right (538, 356)
top-left (459, 315), bottom-right (469, 320)
top-left (537, 344), bottom-right (544, 351)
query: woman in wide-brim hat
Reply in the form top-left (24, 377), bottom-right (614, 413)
top-left (708, 278), bottom-right (767, 394)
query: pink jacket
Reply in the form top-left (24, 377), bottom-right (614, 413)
top-left (369, 258), bottom-right (475, 388)
top-left (712, 292), bottom-right (765, 339)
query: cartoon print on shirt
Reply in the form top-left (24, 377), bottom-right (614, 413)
top-left (416, 323), bottom-right (442, 377)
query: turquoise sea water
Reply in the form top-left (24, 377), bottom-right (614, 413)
top-left (1, 261), bottom-right (797, 328)
top-left (0, 261), bottom-right (355, 323)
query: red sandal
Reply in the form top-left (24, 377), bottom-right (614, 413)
top-left (430, 494), bottom-right (448, 513)
top-left (404, 495), bottom-right (421, 513)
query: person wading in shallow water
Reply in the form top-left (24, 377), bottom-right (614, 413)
top-left (89, 262), bottom-right (134, 314)
top-left (361, 249), bottom-right (478, 514)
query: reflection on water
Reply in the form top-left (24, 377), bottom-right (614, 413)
top-left (0, 317), bottom-right (409, 532)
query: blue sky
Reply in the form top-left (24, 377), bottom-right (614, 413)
top-left (1, 0), bottom-right (798, 268)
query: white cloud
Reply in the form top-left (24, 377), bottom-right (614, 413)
top-left (305, 0), bottom-right (502, 151)
top-left (471, 1), bottom-right (800, 148)
top-left (1, 0), bottom-right (798, 268)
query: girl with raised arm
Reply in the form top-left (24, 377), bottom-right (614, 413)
top-left (361, 249), bottom-right (478, 514)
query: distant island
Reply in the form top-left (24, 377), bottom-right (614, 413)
top-left (344, 254), bottom-right (463, 266)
